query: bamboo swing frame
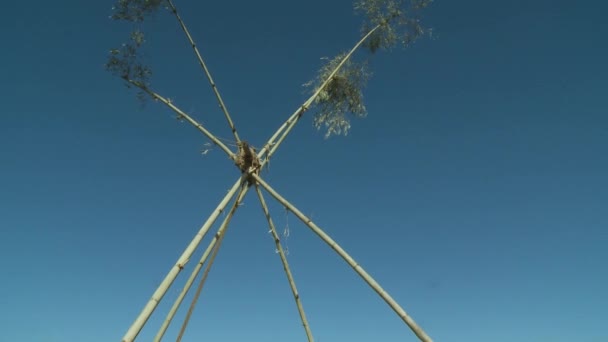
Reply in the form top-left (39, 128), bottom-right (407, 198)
top-left (115, 1), bottom-right (433, 341)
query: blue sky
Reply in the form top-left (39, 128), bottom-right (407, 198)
top-left (1, 0), bottom-right (607, 341)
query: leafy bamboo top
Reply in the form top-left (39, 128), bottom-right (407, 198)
top-left (105, 0), bottom-right (431, 139)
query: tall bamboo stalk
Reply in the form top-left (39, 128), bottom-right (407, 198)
top-left (127, 79), bottom-right (235, 160)
top-left (152, 230), bottom-right (217, 342)
top-left (153, 185), bottom-right (248, 341)
top-left (174, 236), bottom-right (223, 342)
top-left (254, 185), bottom-right (314, 342)
top-left (121, 177), bottom-right (245, 342)
top-left (175, 185), bottom-right (247, 342)
top-left (166, 0), bottom-right (241, 144)
top-left (252, 174), bottom-right (433, 342)
top-left (175, 240), bottom-right (222, 342)
top-left (259, 25), bottom-right (381, 165)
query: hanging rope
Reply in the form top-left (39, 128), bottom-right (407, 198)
top-left (281, 206), bottom-right (290, 256)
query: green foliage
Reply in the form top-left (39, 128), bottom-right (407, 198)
top-left (105, 0), bottom-right (431, 137)
top-left (107, 0), bottom-right (167, 102)
top-left (106, 30), bottom-right (151, 83)
top-left (355, 0), bottom-right (431, 52)
top-left (305, 54), bottom-right (370, 138)
top-left (106, 30), bottom-right (152, 104)
top-left (303, 0), bottom-right (431, 139)
top-left (111, 0), bottom-right (166, 22)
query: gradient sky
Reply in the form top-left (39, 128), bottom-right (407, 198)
top-left (1, 0), bottom-right (607, 341)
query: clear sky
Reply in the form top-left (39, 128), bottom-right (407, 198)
top-left (1, 0), bottom-right (607, 341)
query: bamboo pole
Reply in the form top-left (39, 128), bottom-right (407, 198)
top-left (127, 79), bottom-right (235, 160)
top-left (166, 0), bottom-right (241, 144)
top-left (254, 185), bottom-right (314, 342)
top-left (153, 185), bottom-right (248, 342)
top-left (121, 177), bottom-right (245, 342)
top-left (252, 174), bottom-right (433, 342)
top-left (175, 184), bottom-right (247, 342)
top-left (152, 236), bottom-right (218, 342)
top-left (174, 236), bottom-right (222, 342)
top-left (259, 25), bottom-right (381, 165)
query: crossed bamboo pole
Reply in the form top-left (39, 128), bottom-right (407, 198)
top-left (120, 9), bottom-right (432, 342)
top-left (120, 111), bottom-right (294, 341)
top-left (120, 99), bottom-right (290, 341)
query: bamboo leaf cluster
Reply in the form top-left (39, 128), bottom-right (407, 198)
top-left (356, 0), bottom-right (431, 52)
top-left (106, 30), bottom-right (151, 84)
top-left (305, 0), bottom-right (431, 138)
top-left (304, 54), bottom-right (370, 138)
top-left (111, 0), bottom-right (166, 22)
top-left (106, 0), bottom-right (169, 101)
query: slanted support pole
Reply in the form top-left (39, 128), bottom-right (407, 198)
top-left (260, 25), bottom-right (381, 165)
top-left (254, 184), bottom-right (314, 342)
top-left (154, 184), bottom-right (249, 342)
top-left (121, 177), bottom-right (245, 342)
top-left (175, 184), bottom-right (248, 342)
top-left (127, 79), bottom-right (236, 160)
top-left (166, 0), bottom-right (241, 144)
top-left (252, 173), bottom-right (433, 342)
